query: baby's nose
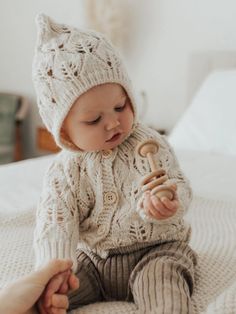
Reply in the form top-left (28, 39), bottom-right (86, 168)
top-left (106, 117), bottom-right (120, 131)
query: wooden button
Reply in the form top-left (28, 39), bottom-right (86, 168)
top-left (97, 225), bottom-right (106, 235)
top-left (102, 149), bottom-right (113, 158)
top-left (104, 191), bottom-right (117, 205)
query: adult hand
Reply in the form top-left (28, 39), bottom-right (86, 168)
top-left (37, 269), bottom-right (79, 314)
top-left (0, 259), bottom-right (78, 314)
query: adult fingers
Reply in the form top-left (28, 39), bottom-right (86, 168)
top-left (35, 259), bottom-right (73, 286)
top-left (44, 271), bottom-right (70, 307)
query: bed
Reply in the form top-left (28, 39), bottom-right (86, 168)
top-left (0, 69), bottom-right (236, 314)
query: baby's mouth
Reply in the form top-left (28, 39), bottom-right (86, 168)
top-left (106, 132), bottom-right (121, 142)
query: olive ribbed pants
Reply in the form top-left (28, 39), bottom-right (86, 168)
top-left (69, 241), bottom-right (197, 313)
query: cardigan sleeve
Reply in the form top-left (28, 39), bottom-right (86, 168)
top-left (33, 156), bottom-right (80, 272)
top-left (159, 135), bottom-right (193, 212)
top-left (136, 133), bottom-right (192, 224)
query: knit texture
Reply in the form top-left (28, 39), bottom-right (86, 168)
top-left (32, 14), bottom-right (137, 151)
top-left (33, 124), bottom-right (192, 271)
top-left (188, 197), bottom-right (236, 314)
top-left (68, 242), bottom-right (196, 313)
top-left (1, 196), bottom-right (236, 313)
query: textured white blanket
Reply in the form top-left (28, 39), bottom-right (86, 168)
top-left (0, 196), bottom-right (236, 314)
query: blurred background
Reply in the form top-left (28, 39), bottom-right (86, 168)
top-left (1, 0), bottom-right (236, 162)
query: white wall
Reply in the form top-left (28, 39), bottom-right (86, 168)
top-left (0, 0), bottom-right (86, 157)
top-left (123, 0), bottom-right (236, 128)
top-left (1, 0), bottom-right (236, 157)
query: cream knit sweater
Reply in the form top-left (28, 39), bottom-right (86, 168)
top-left (34, 123), bottom-right (192, 270)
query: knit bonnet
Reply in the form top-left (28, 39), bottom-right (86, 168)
top-left (32, 14), bottom-right (137, 151)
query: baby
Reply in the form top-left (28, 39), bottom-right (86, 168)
top-left (33, 14), bottom-right (197, 314)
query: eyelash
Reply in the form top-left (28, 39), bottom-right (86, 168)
top-left (86, 102), bottom-right (126, 125)
top-left (115, 103), bottom-right (126, 112)
top-left (86, 117), bottom-right (101, 125)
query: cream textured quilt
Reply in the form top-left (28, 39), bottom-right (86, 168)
top-left (1, 196), bottom-right (236, 314)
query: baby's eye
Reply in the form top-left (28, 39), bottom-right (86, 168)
top-left (86, 116), bottom-right (101, 125)
top-left (115, 102), bottom-right (126, 112)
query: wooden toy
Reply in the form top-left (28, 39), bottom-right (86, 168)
top-left (136, 139), bottom-right (175, 200)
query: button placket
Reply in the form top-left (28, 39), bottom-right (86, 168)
top-left (98, 149), bottom-right (118, 237)
top-left (97, 225), bottom-right (106, 235)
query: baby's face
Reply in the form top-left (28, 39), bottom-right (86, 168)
top-left (62, 83), bottom-right (134, 151)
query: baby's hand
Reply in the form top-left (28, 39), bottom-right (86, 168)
top-left (38, 269), bottom-right (79, 314)
top-left (143, 186), bottom-right (179, 220)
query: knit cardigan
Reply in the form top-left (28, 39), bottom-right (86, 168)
top-left (34, 123), bottom-right (192, 270)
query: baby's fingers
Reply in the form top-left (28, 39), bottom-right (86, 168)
top-left (161, 197), bottom-right (178, 212)
top-left (51, 294), bottom-right (69, 309)
top-left (169, 184), bottom-right (177, 192)
top-left (50, 308), bottom-right (67, 314)
top-left (150, 195), bottom-right (173, 218)
top-left (144, 193), bottom-right (166, 219)
top-left (58, 272), bottom-right (70, 294)
top-left (37, 299), bottom-right (50, 314)
top-left (68, 273), bottom-right (80, 291)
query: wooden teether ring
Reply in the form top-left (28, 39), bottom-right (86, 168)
top-left (136, 140), bottom-right (175, 200)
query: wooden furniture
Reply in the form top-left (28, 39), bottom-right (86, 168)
top-left (0, 93), bottom-right (28, 164)
top-left (37, 127), bottom-right (60, 153)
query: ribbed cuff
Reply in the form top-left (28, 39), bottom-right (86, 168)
top-left (34, 240), bottom-right (78, 272)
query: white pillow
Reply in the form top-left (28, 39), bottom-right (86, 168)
top-left (169, 70), bottom-right (236, 156)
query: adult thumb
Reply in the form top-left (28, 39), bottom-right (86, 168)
top-left (34, 259), bottom-right (73, 285)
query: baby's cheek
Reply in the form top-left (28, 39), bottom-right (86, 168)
top-left (128, 108), bottom-right (134, 122)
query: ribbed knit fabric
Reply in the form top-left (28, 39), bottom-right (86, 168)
top-left (0, 209), bottom-right (35, 284)
top-left (130, 241), bottom-right (196, 314)
top-left (69, 246), bottom-right (156, 307)
top-left (69, 241), bottom-right (196, 313)
top-left (33, 123), bottom-right (192, 271)
top-left (1, 196), bottom-right (236, 313)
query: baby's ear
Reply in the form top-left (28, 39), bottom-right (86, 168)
top-left (60, 126), bottom-right (70, 142)
top-left (60, 126), bottom-right (79, 150)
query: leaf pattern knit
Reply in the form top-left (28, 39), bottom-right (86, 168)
top-left (34, 123), bottom-right (192, 270)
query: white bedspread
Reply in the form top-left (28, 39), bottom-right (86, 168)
top-left (0, 150), bottom-right (236, 314)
